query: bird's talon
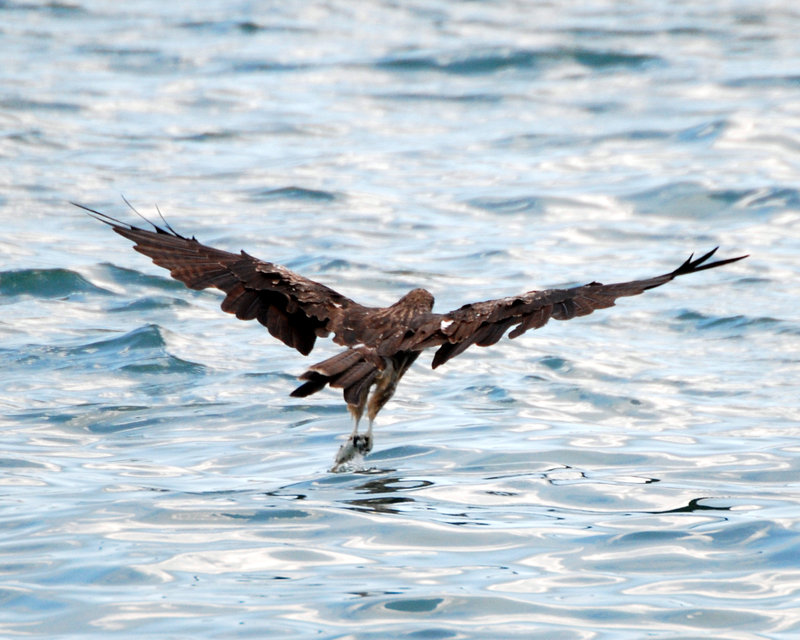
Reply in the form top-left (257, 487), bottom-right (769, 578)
top-left (353, 434), bottom-right (373, 454)
top-left (330, 433), bottom-right (373, 472)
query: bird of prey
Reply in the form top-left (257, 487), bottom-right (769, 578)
top-left (76, 202), bottom-right (747, 470)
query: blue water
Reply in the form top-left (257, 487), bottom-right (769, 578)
top-left (2, 1), bottom-right (799, 638)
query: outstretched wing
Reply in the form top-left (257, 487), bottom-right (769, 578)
top-left (413, 248), bottom-right (747, 368)
top-left (76, 203), bottom-right (375, 356)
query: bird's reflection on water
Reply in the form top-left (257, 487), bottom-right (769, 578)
top-left (652, 497), bottom-right (732, 515)
top-left (344, 475), bottom-right (434, 515)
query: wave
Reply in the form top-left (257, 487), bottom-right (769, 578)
top-left (466, 194), bottom-right (587, 215)
top-left (376, 45), bottom-right (661, 75)
top-left (87, 263), bottom-right (190, 293)
top-left (624, 182), bottom-right (800, 217)
top-left (246, 186), bottom-right (338, 202)
top-left (0, 268), bottom-right (111, 300)
top-left (109, 296), bottom-right (192, 313)
top-left (672, 311), bottom-right (788, 334)
top-left (12, 324), bottom-right (206, 375)
top-left (724, 74), bottom-right (800, 88)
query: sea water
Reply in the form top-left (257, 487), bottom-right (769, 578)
top-left (1, 2), bottom-right (799, 638)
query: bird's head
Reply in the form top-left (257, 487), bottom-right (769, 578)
top-left (394, 288), bottom-right (435, 313)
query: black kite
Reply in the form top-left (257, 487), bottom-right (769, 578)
top-left (76, 202), bottom-right (747, 470)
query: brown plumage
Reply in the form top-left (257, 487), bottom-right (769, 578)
top-left (76, 202), bottom-right (747, 469)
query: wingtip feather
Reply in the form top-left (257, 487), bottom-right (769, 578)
top-left (672, 248), bottom-right (747, 277)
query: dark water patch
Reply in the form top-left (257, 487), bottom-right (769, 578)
top-left (591, 119), bottom-right (728, 145)
top-left (566, 25), bottom-right (724, 39)
top-left (467, 195), bottom-right (547, 215)
top-left (675, 119), bottom-right (728, 143)
top-left (375, 49), bottom-right (531, 75)
top-left (38, 564), bottom-right (155, 587)
top-left (581, 100), bottom-right (626, 114)
top-left (463, 384), bottom-right (516, 405)
top-left (656, 607), bottom-right (771, 631)
top-left (236, 20), bottom-right (263, 34)
top-left (279, 254), bottom-right (368, 276)
top-left (708, 520), bottom-right (786, 550)
top-left (724, 74), bottom-right (800, 88)
top-left (179, 20), bottom-right (261, 34)
top-left (363, 443), bottom-right (433, 461)
top-left (0, 268), bottom-right (111, 300)
top-left (626, 182), bottom-right (800, 217)
top-left (89, 263), bottom-right (191, 293)
top-left (241, 370), bottom-right (302, 388)
top-left (377, 46), bottom-right (661, 76)
top-left (173, 129), bottom-right (240, 142)
top-left (563, 27), bottom-right (655, 39)
top-left (3, 127), bottom-right (66, 149)
top-left (129, 506), bottom-right (308, 528)
top-left (539, 355), bottom-right (572, 373)
top-left (0, 97), bottom-right (82, 113)
top-left (39, 1), bottom-right (86, 16)
top-left (736, 186), bottom-right (800, 211)
top-left (112, 52), bottom-right (189, 75)
top-left (489, 131), bottom-right (549, 150)
top-left (76, 44), bottom-right (189, 75)
top-left (385, 598), bottom-right (444, 613)
top-left (246, 186), bottom-right (338, 203)
top-left (605, 128), bottom-right (673, 142)
top-left (315, 258), bottom-right (353, 271)
top-left (0, 456), bottom-right (51, 470)
top-left (376, 91), bottom-right (503, 104)
top-left (571, 47), bottom-right (661, 69)
top-left (74, 403), bottom-right (204, 434)
top-left (672, 310), bottom-right (784, 333)
top-left (459, 248), bottom-right (509, 263)
top-left (604, 528), bottom-right (700, 548)
top-left (109, 295), bottom-right (192, 313)
top-left (119, 354), bottom-right (206, 376)
top-left (0, 588), bottom-right (68, 615)
top-left (466, 193), bottom-right (585, 215)
top-left (86, 413), bottom-right (171, 434)
top-left (180, 19), bottom-right (311, 35)
top-left (76, 44), bottom-right (161, 58)
top-left (1, 1), bottom-right (86, 16)
top-left (230, 59), bottom-right (309, 73)
top-left (492, 127), bottom-right (672, 150)
top-left (224, 509), bottom-right (312, 523)
top-left (75, 404), bottom-right (153, 433)
top-left (398, 626), bottom-right (458, 639)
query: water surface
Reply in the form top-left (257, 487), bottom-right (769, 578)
top-left (1, 2), bottom-right (798, 638)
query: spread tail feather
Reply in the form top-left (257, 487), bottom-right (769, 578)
top-left (290, 348), bottom-right (381, 406)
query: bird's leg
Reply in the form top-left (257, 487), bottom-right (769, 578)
top-left (360, 419), bottom-right (375, 454)
top-left (331, 402), bottom-right (368, 471)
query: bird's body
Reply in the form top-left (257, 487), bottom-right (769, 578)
top-left (76, 202), bottom-right (747, 470)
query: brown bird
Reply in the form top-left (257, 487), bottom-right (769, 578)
top-left (75, 202), bottom-right (747, 470)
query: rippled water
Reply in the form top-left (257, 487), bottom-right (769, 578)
top-left (2, 1), bottom-right (799, 638)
